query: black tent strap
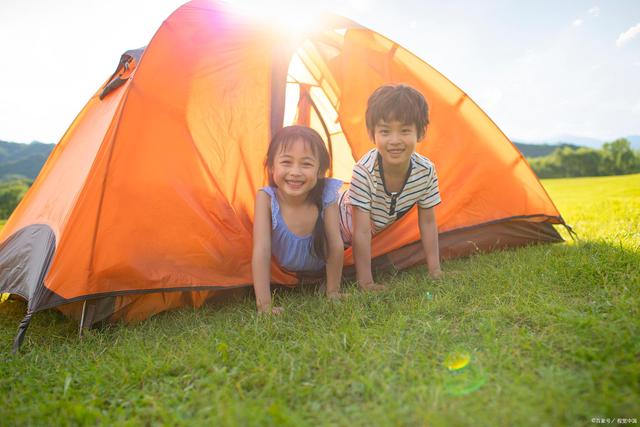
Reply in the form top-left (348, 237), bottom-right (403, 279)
top-left (12, 312), bottom-right (33, 355)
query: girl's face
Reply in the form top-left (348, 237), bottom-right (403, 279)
top-left (271, 139), bottom-right (321, 199)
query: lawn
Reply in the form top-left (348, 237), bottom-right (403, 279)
top-left (1, 174), bottom-right (639, 426)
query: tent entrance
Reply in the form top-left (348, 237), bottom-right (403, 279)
top-left (283, 41), bottom-right (356, 182)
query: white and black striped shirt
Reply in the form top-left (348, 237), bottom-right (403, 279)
top-left (339, 148), bottom-right (440, 244)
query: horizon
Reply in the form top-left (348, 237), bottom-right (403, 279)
top-left (1, 0), bottom-right (639, 145)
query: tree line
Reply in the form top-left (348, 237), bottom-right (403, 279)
top-left (527, 138), bottom-right (640, 179)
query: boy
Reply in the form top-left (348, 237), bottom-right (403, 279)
top-left (339, 84), bottom-right (442, 290)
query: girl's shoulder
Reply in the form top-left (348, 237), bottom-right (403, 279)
top-left (259, 186), bottom-right (276, 198)
top-left (322, 178), bottom-right (343, 208)
top-left (258, 186), bottom-right (279, 229)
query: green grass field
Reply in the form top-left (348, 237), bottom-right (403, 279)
top-left (1, 174), bottom-right (639, 426)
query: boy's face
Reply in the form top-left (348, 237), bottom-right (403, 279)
top-left (372, 119), bottom-right (419, 170)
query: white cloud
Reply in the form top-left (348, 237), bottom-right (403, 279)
top-left (571, 7), bottom-right (599, 29)
top-left (616, 23), bottom-right (640, 47)
top-left (409, 20), bottom-right (417, 30)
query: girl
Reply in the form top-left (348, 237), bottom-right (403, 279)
top-left (252, 126), bottom-right (344, 314)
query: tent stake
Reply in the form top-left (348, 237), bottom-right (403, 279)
top-left (79, 300), bottom-right (87, 339)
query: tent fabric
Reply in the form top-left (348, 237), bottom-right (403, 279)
top-left (0, 0), bottom-right (565, 347)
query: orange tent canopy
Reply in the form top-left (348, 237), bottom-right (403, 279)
top-left (0, 0), bottom-right (564, 351)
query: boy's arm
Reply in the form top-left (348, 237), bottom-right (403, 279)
top-left (251, 191), bottom-right (281, 314)
top-left (352, 207), bottom-right (384, 290)
top-left (418, 206), bottom-right (442, 279)
top-left (322, 203), bottom-right (344, 297)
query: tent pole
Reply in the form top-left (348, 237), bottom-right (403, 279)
top-left (79, 300), bottom-right (87, 339)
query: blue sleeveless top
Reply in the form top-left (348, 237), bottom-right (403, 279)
top-left (260, 178), bottom-right (343, 272)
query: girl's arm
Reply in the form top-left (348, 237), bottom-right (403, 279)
top-left (322, 203), bottom-right (344, 298)
top-left (418, 206), bottom-right (442, 279)
top-left (252, 191), bottom-right (282, 314)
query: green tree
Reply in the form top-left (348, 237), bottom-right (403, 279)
top-left (528, 156), bottom-right (562, 178)
top-left (0, 178), bottom-right (31, 219)
top-left (527, 138), bottom-right (640, 179)
top-left (601, 138), bottom-right (639, 175)
top-left (553, 147), bottom-right (602, 177)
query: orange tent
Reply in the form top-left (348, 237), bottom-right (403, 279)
top-left (0, 0), bottom-right (566, 351)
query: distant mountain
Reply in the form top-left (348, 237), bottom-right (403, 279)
top-left (516, 135), bottom-right (603, 149)
top-left (0, 140), bottom-right (55, 180)
top-left (515, 134), bottom-right (640, 151)
top-left (513, 142), bottom-right (580, 158)
top-left (547, 134), bottom-right (603, 149)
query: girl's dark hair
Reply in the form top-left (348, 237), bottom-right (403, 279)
top-left (265, 125), bottom-right (331, 261)
top-left (365, 84), bottom-right (429, 140)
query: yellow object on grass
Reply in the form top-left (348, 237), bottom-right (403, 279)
top-left (445, 351), bottom-right (471, 371)
top-left (443, 350), bottom-right (487, 395)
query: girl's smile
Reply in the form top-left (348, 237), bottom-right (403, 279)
top-left (271, 139), bottom-right (321, 200)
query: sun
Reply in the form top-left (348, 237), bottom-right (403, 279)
top-left (227, 0), bottom-right (323, 41)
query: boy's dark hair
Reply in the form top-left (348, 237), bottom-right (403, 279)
top-left (265, 125), bottom-right (331, 261)
top-left (365, 84), bottom-right (429, 140)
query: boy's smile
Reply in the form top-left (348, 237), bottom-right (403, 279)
top-left (373, 119), bottom-right (419, 172)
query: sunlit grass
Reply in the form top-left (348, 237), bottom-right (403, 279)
top-left (1, 174), bottom-right (638, 425)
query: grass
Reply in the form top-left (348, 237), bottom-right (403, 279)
top-left (1, 174), bottom-right (639, 426)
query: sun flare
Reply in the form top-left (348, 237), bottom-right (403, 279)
top-left (227, 0), bottom-right (323, 40)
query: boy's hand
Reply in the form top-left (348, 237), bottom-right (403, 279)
top-left (326, 291), bottom-right (348, 300)
top-left (257, 306), bottom-right (284, 315)
top-left (358, 281), bottom-right (386, 292)
top-left (429, 268), bottom-right (444, 280)
top-left (429, 269), bottom-right (461, 280)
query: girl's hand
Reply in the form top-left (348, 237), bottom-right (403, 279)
top-left (358, 281), bottom-right (386, 292)
top-left (258, 306), bottom-right (284, 315)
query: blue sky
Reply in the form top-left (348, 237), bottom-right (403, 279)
top-left (0, 0), bottom-right (639, 144)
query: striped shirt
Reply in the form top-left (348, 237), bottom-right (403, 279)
top-left (339, 148), bottom-right (440, 244)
